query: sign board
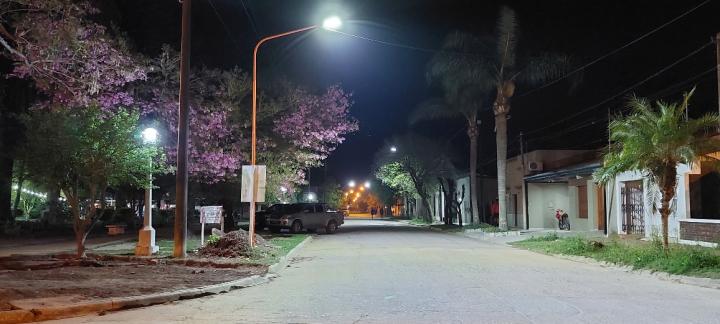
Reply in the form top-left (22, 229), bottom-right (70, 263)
top-left (200, 206), bottom-right (223, 224)
top-left (199, 206), bottom-right (224, 246)
top-left (241, 165), bottom-right (267, 203)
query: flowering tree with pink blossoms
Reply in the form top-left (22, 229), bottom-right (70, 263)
top-left (0, 0), bottom-right (146, 110)
top-left (143, 48), bottom-right (358, 197)
top-left (0, 0), bottom-right (148, 227)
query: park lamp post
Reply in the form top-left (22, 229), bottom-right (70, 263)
top-left (136, 127), bottom-right (159, 256)
top-left (248, 16), bottom-right (342, 247)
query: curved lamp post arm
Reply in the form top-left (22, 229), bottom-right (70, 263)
top-left (251, 25), bottom-right (317, 165)
top-left (248, 25), bottom-right (317, 247)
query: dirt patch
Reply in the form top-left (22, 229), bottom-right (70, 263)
top-left (197, 229), bottom-right (271, 258)
top-left (0, 255), bottom-right (266, 310)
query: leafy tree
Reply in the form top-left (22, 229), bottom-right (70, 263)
top-left (142, 48), bottom-right (358, 191)
top-left (376, 162), bottom-right (416, 197)
top-left (20, 107), bottom-right (160, 257)
top-left (413, 31), bottom-right (493, 225)
top-left (594, 90), bottom-right (720, 250)
top-left (0, 0), bottom-right (146, 224)
top-left (0, 0), bottom-right (146, 110)
top-left (321, 179), bottom-right (344, 210)
top-left (374, 135), bottom-right (456, 221)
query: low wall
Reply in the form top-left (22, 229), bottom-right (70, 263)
top-left (679, 219), bottom-right (720, 244)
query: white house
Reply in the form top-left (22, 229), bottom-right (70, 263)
top-left (605, 158), bottom-right (720, 246)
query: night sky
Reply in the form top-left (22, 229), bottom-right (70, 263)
top-left (108, 0), bottom-right (720, 185)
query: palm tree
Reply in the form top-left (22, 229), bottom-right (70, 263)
top-left (413, 31), bottom-right (494, 224)
top-left (594, 89), bottom-right (720, 250)
top-left (489, 6), bottom-right (573, 230)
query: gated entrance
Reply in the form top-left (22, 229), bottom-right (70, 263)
top-left (621, 180), bottom-right (645, 234)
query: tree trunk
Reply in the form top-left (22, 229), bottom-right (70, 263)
top-left (44, 186), bottom-right (61, 226)
top-left (659, 166), bottom-right (677, 251)
top-left (12, 167), bottom-right (24, 218)
top-left (495, 111), bottom-right (509, 230)
top-left (0, 156), bottom-right (12, 227)
top-left (468, 117), bottom-right (480, 225)
top-left (75, 227), bottom-right (86, 258)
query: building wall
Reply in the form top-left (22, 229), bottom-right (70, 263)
top-left (607, 164), bottom-right (692, 239)
top-left (454, 176), bottom-right (497, 225)
top-left (507, 150), bottom-right (596, 229)
top-left (526, 180), bottom-right (601, 231)
top-left (527, 183), bottom-right (568, 228)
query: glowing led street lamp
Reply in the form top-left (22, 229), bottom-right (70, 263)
top-left (136, 127), bottom-right (159, 256)
top-left (322, 16), bottom-right (342, 30)
top-left (390, 146), bottom-right (397, 153)
top-left (364, 181), bottom-right (371, 189)
top-left (247, 15), bottom-right (342, 246)
top-left (348, 180), bottom-right (356, 188)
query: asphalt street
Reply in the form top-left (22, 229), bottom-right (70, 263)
top-left (54, 219), bottom-right (720, 323)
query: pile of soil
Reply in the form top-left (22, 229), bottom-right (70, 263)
top-left (0, 256), bottom-right (265, 307)
top-left (197, 229), bottom-right (270, 258)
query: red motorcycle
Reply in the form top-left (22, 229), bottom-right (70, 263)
top-left (555, 209), bottom-right (570, 230)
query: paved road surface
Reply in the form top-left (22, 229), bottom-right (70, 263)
top-left (55, 219), bottom-right (720, 323)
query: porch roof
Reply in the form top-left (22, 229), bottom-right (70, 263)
top-left (524, 162), bottom-right (602, 183)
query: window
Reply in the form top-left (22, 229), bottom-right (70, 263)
top-left (578, 185), bottom-right (588, 219)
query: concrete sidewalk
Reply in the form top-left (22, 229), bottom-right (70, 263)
top-left (0, 234), bottom-right (135, 257)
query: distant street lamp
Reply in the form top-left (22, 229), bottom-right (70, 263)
top-left (390, 146), bottom-right (397, 153)
top-left (307, 192), bottom-right (317, 202)
top-left (348, 180), bottom-right (356, 188)
top-left (248, 16), bottom-right (343, 246)
top-left (136, 127), bottom-right (159, 256)
top-left (364, 181), bottom-right (371, 189)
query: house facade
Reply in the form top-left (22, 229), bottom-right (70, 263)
top-left (606, 159), bottom-right (720, 246)
top-left (506, 149), bottom-right (601, 231)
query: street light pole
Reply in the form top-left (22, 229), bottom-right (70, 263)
top-left (247, 17), bottom-right (341, 247)
top-left (248, 25), bottom-right (317, 247)
top-left (173, 0), bottom-right (191, 258)
top-left (137, 128), bottom-right (159, 256)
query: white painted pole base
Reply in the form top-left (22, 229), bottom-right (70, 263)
top-left (135, 226), bottom-right (159, 256)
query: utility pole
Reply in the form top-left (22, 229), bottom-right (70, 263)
top-left (519, 132), bottom-right (526, 229)
top-left (519, 132), bottom-right (526, 177)
top-left (173, 0), bottom-right (191, 258)
top-left (716, 32), bottom-right (719, 116)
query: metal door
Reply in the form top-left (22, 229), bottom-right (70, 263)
top-left (621, 181), bottom-right (644, 234)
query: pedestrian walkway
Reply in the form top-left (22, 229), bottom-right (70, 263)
top-left (0, 234), bottom-right (135, 257)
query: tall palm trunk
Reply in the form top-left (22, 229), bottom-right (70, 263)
top-left (494, 82), bottom-right (513, 231)
top-left (658, 165), bottom-right (677, 250)
top-left (467, 116), bottom-right (480, 224)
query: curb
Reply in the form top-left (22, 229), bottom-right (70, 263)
top-left (0, 275), bottom-right (267, 324)
top-left (549, 253), bottom-right (720, 291)
top-left (510, 246), bottom-right (720, 291)
top-left (268, 235), bottom-right (313, 274)
top-left (0, 235), bottom-right (314, 324)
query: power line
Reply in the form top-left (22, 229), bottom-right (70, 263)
top-left (206, 0), bottom-right (244, 53)
top-left (523, 41), bottom-right (713, 137)
top-left (332, 30), bottom-right (445, 54)
top-left (525, 65), bottom-right (717, 146)
top-left (517, 0), bottom-right (711, 98)
top-left (239, 0), bottom-right (260, 40)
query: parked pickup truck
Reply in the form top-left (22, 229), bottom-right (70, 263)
top-left (265, 203), bottom-right (344, 234)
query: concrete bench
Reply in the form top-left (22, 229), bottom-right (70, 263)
top-left (105, 224), bottom-right (127, 235)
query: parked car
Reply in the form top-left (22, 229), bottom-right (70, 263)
top-left (266, 203), bottom-right (344, 234)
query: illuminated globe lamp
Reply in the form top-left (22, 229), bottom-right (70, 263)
top-left (136, 127), bottom-right (160, 256)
